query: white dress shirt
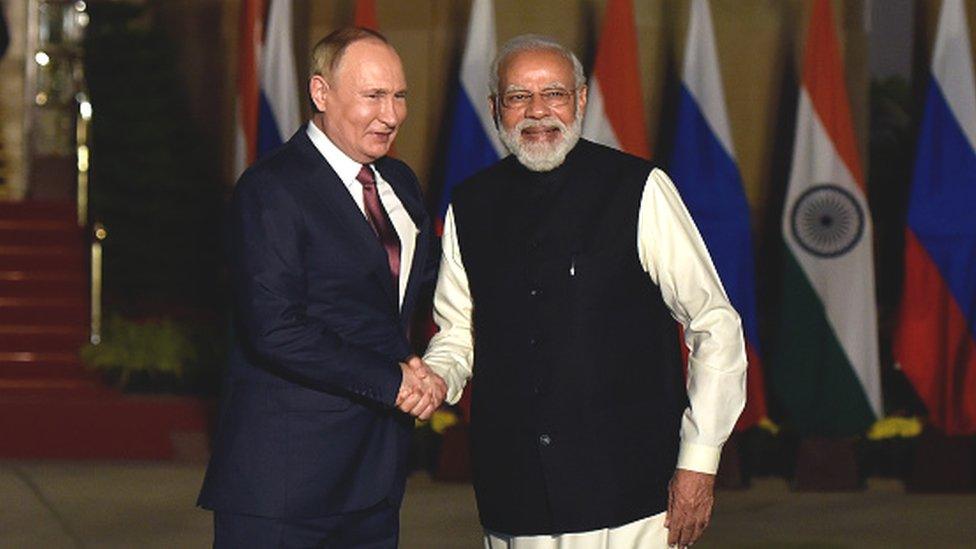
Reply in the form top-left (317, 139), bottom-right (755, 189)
top-left (306, 122), bottom-right (417, 308)
top-left (423, 167), bottom-right (747, 545)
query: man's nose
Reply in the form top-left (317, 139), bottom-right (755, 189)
top-left (525, 93), bottom-right (551, 119)
top-left (378, 97), bottom-right (403, 126)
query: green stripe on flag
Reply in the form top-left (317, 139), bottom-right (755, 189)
top-left (771, 249), bottom-right (876, 436)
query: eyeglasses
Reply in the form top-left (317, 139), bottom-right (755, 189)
top-left (498, 89), bottom-right (576, 109)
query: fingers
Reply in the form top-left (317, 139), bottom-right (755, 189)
top-left (677, 519), bottom-right (697, 547)
top-left (666, 469), bottom-right (715, 547)
top-left (397, 359), bottom-right (449, 419)
top-left (397, 389), bottom-right (423, 413)
top-left (416, 400), bottom-right (437, 421)
top-left (667, 506), bottom-right (698, 548)
top-left (673, 514), bottom-right (707, 547)
top-left (666, 479), bottom-right (677, 544)
top-left (411, 376), bottom-right (446, 419)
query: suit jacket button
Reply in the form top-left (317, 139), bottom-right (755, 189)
top-left (539, 434), bottom-right (551, 446)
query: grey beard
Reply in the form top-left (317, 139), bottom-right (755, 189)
top-left (498, 114), bottom-right (583, 172)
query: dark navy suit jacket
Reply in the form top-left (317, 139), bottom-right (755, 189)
top-left (198, 129), bottom-right (436, 518)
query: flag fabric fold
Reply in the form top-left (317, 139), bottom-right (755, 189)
top-left (894, 0), bottom-right (976, 436)
top-left (353, 0), bottom-right (379, 30)
top-left (437, 0), bottom-right (504, 225)
top-left (434, 0), bottom-right (503, 417)
top-left (771, 0), bottom-right (881, 436)
top-left (668, 0), bottom-right (767, 431)
top-left (235, 0), bottom-right (300, 178)
top-left (580, 0), bottom-right (650, 158)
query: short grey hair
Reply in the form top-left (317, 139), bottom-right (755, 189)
top-left (489, 34), bottom-right (586, 95)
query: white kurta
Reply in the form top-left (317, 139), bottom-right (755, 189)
top-left (424, 168), bottom-right (747, 547)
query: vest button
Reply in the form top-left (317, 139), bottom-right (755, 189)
top-left (529, 288), bottom-right (541, 297)
top-left (528, 337), bottom-right (538, 346)
top-left (539, 434), bottom-right (551, 446)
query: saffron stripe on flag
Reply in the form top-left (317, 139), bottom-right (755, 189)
top-left (353, 0), bottom-right (379, 30)
top-left (581, 0), bottom-right (649, 158)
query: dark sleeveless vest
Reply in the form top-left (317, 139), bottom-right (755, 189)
top-left (450, 139), bottom-right (688, 536)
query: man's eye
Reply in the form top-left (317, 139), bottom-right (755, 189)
top-left (543, 91), bottom-right (568, 99)
top-left (509, 94), bottom-right (530, 102)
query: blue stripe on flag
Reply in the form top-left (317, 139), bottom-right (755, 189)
top-left (439, 90), bottom-right (500, 220)
top-left (669, 85), bottom-right (761, 348)
top-left (257, 91), bottom-right (285, 158)
top-left (909, 79), bottom-right (976, 335)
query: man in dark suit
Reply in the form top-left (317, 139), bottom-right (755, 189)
top-left (198, 28), bottom-right (445, 548)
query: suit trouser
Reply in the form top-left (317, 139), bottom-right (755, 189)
top-left (213, 500), bottom-right (399, 549)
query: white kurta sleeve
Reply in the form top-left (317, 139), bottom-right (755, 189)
top-left (637, 168), bottom-right (747, 475)
top-left (423, 206), bottom-right (474, 404)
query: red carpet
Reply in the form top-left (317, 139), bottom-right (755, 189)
top-left (0, 201), bottom-right (213, 461)
top-left (0, 391), bottom-right (214, 460)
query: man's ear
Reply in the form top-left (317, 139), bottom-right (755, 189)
top-left (309, 75), bottom-right (329, 113)
top-left (488, 95), bottom-right (499, 129)
top-left (576, 84), bottom-right (588, 115)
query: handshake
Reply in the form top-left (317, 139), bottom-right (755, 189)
top-left (396, 356), bottom-right (447, 420)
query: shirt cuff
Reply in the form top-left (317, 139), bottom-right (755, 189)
top-left (676, 442), bottom-right (722, 475)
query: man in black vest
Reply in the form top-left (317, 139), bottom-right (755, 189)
top-left (424, 35), bottom-right (746, 548)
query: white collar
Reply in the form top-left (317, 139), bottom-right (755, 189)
top-left (306, 121), bottom-right (372, 188)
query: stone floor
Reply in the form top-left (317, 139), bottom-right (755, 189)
top-left (1, 461), bottom-right (974, 548)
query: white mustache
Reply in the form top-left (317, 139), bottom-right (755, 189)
top-left (498, 112), bottom-right (582, 172)
top-left (515, 117), bottom-right (568, 135)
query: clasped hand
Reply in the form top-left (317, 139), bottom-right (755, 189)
top-left (395, 356), bottom-right (447, 420)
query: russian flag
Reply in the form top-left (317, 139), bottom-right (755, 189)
top-left (434, 0), bottom-right (503, 418)
top-left (895, 0), bottom-right (976, 436)
top-left (437, 0), bottom-right (505, 228)
top-left (668, 0), bottom-right (767, 430)
top-left (234, 0), bottom-right (301, 177)
top-left (581, 0), bottom-right (650, 158)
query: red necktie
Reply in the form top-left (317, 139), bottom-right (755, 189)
top-left (357, 165), bottom-right (401, 286)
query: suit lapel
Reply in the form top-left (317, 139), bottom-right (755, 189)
top-left (291, 130), bottom-right (398, 307)
top-left (376, 157), bottom-right (430, 320)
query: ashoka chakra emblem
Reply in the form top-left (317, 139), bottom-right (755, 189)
top-left (790, 184), bottom-right (864, 258)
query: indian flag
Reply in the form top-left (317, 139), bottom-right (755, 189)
top-left (771, 0), bottom-right (881, 436)
top-left (581, 0), bottom-right (650, 158)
